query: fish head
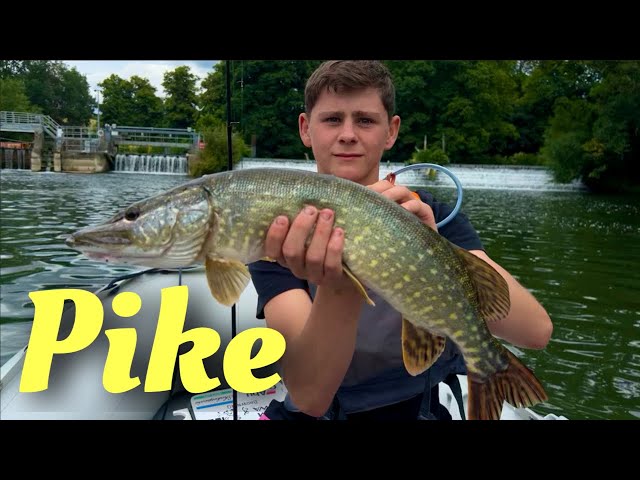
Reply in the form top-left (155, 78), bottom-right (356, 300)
top-left (66, 184), bottom-right (215, 268)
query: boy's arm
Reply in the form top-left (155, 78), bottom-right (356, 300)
top-left (260, 205), bottom-right (364, 417)
top-left (369, 180), bottom-right (553, 350)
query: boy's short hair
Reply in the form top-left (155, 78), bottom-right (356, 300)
top-left (304, 61), bottom-right (396, 120)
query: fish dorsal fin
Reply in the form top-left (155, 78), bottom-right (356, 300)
top-left (205, 256), bottom-right (251, 307)
top-left (342, 262), bottom-right (375, 306)
top-left (452, 246), bottom-right (511, 323)
top-left (401, 318), bottom-right (446, 376)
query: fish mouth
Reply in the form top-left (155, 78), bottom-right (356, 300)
top-left (65, 226), bottom-right (132, 250)
top-left (65, 228), bottom-right (169, 264)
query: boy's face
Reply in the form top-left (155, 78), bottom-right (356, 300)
top-left (299, 87), bottom-right (400, 186)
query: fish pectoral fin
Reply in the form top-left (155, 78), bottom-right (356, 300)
top-left (401, 318), bottom-right (446, 376)
top-left (205, 257), bottom-right (251, 307)
top-left (342, 262), bottom-right (375, 306)
top-left (453, 246), bottom-right (511, 323)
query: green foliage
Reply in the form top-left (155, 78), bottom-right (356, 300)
top-left (195, 113), bottom-right (222, 132)
top-left (386, 60), bottom-right (439, 162)
top-left (405, 144), bottom-right (450, 182)
top-left (199, 63), bottom-right (226, 123)
top-left (541, 97), bottom-right (596, 183)
top-left (0, 77), bottom-right (37, 112)
top-left (118, 144), bottom-right (174, 155)
top-left (386, 60), bottom-right (520, 164)
top-left (162, 66), bottom-right (199, 129)
top-left (540, 61), bottom-right (640, 191)
top-left (589, 61), bottom-right (640, 188)
top-left (59, 67), bottom-right (94, 125)
top-left (1, 61), bottom-right (93, 125)
top-left (2, 59), bottom-right (638, 193)
top-left (0, 61), bottom-right (29, 78)
top-left (100, 74), bottom-right (164, 127)
top-left (189, 122), bottom-right (249, 177)
top-left (503, 152), bottom-right (542, 166)
top-left (208, 60), bottom-right (322, 159)
top-left (408, 145), bottom-right (450, 166)
top-left (128, 76), bottom-right (164, 127)
top-left (510, 60), bottom-right (599, 158)
top-left (446, 61), bottom-right (519, 163)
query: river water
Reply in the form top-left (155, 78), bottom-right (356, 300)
top-left (1, 162), bottom-right (638, 419)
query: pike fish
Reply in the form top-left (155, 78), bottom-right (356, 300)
top-left (66, 167), bottom-right (548, 419)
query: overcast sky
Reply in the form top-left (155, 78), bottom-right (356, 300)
top-left (63, 60), bottom-right (218, 100)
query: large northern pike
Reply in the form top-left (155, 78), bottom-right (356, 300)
top-left (66, 167), bottom-right (547, 419)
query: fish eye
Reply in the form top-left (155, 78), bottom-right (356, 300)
top-left (124, 207), bottom-right (140, 221)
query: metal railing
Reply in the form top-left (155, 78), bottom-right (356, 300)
top-left (111, 126), bottom-right (198, 148)
top-left (1, 111), bottom-right (200, 151)
top-left (62, 126), bottom-right (98, 139)
top-left (62, 138), bottom-right (103, 153)
top-left (0, 111), bottom-right (61, 139)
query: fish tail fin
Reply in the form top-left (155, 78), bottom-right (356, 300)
top-left (467, 349), bottom-right (548, 420)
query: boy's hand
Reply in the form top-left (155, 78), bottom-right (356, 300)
top-left (264, 206), bottom-right (352, 290)
top-left (368, 179), bottom-right (438, 231)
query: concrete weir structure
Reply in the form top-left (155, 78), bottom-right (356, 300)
top-left (1, 111), bottom-right (199, 174)
top-left (28, 128), bottom-right (111, 173)
top-left (60, 152), bottom-right (111, 173)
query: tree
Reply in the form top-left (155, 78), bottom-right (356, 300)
top-left (162, 66), bottom-right (199, 129)
top-left (129, 76), bottom-right (164, 127)
top-left (541, 61), bottom-right (640, 192)
top-left (0, 61), bottom-right (30, 79)
top-left (99, 74), bottom-right (165, 128)
top-left (541, 97), bottom-right (596, 183)
top-left (16, 61), bottom-right (91, 125)
top-left (386, 60), bottom-right (440, 162)
top-left (388, 60), bottom-right (519, 164)
top-left (441, 61), bottom-right (519, 163)
top-left (514, 60), bottom-right (598, 157)
top-left (199, 62), bottom-right (226, 123)
top-left (99, 74), bottom-right (136, 126)
top-left (224, 60), bottom-right (321, 159)
top-left (0, 77), bottom-right (38, 112)
top-left (59, 67), bottom-right (94, 125)
top-left (1, 61), bottom-right (93, 125)
top-left (589, 60), bottom-right (640, 190)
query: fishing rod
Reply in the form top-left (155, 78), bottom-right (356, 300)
top-left (225, 60), bottom-right (239, 421)
top-left (389, 163), bottom-right (464, 228)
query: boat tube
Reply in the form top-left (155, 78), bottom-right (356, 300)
top-left (0, 268), bottom-right (566, 420)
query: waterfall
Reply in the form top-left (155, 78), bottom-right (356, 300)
top-left (236, 158), bottom-right (586, 192)
top-left (113, 154), bottom-right (188, 175)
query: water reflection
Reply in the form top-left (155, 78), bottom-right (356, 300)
top-left (1, 168), bottom-right (639, 419)
top-left (0, 171), bottom-right (189, 323)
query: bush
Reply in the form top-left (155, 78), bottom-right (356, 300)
top-left (407, 145), bottom-right (450, 166)
top-left (405, 145), bottom-right (450, 181)
top-left (189, 123), bottom-right (249, 177)
top-left (504, 152), bottom-right (543, 166)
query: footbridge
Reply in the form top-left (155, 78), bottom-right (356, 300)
top-left (110, 125), bottom-right (199, 149)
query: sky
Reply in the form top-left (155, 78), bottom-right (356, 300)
top-left (63, 60), bottom-right (218, 100)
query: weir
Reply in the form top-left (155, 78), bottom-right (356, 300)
top-left (0, 111), bottom-right (199, 174)
top-left (113, 154), bottom-right (188, 175)
top-left (237, 158), bottom-right (587, 192)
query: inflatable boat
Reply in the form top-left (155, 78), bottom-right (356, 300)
top-left (0, 267), bottom-right (566, 420)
